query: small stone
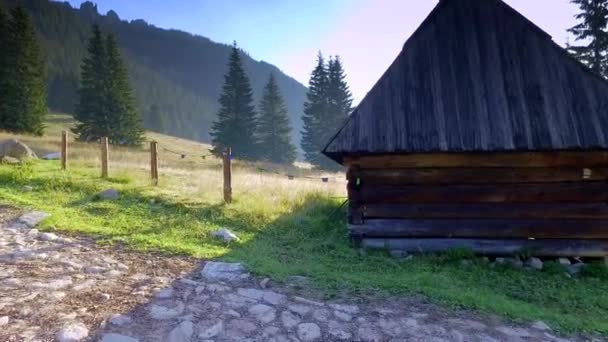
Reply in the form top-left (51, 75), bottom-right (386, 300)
top-left (334, 310), bottom-right (353, 322)
top-left (288, 304), bottom-right (312, 316)
top-left (101, 333), bottom-right (139, 342)
top-left (57, 322), bottom-right (89, 342)
top-left (99, 188), bottom-right (119, 200)
top-left (116, 263), bottom-right (129, 271)
top-left (167, 320), bottom-right (193, 342)
top-left (248, 304), bottom-right (276, 323)
top-left (18, 211), bottom-right (49, 228)
top-left (237, 288), bottom-right (286, 305)
top-left (201, 261), bottom-right (249, 282)
top-left (532, 321), bottom-right (551, 331)
top-left (389, 250), bottom-right (408, 258)
top-left (85, 266), bottom-right (107, 274)
top-left (38, 232), bottom-right (58, 241)
top-left (212, 227), bottom-right (240, 242)
top-left (358, 326), bottom-right (382, 342)
top-left (260, 277), bottom-right (271, 289)
top-left (149, 301), bottom-right (185, 320)
top-left (525, 257), bottom-right (543, 270)
top-left (109, 314), bottom-right (132, 326)
top-left (567, 263), bottom-right (585, 276)
top-left (329, 303), bottom-right (360, 315)
top-left (312, 309), bottom-right (330, 321)
top-left (0, 316), bottom-right (8, 326)
top-left (99, 293), bottom-right (111, 301)
top-left (179, 278), bottom-right (199, 286)
top-left (294, 296), bottom-right (325, 307)
top-left (281, 310), bottom-right (301, 328)
top-left (297, 323), bottom-right (322, 341)
top-left (557, 257), bottom-right (571, 266)
top-left (23, 185), bottom-right (33, 192)
top-left (227, 309), bottom-right (241, 318)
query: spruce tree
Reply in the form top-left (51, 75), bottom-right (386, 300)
top-left (74, 25), bottom-right (107, 141)
top-left (301, 52), bottom-right (329, 166)
top-left (323, 55), bottom-right (353, 167)
top-left (568, 0), bottom-right (608, 76)
top-left (210, 42), bottom-right (258, 159)
top-left (104, 33), bottom-right (144, 146)
top-left (3, 6), bottom-right (46, 135)
top-left (257, 73), bottom-right (296, 164)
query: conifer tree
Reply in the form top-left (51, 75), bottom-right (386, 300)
top-left (104, 33), bottom-right (144, 145)
top-left (568, 0), bottom-right (608, 77)
top-left (257, 73), bottom-right (296, 164)
top-left (301, 52), bottom-right (329, 166)
top-left (73, 25), bottom-right (107, 141)
top-left (3, 6), bottom-right (46, 135)
top-left (211, 42), bottom-right (258, 159)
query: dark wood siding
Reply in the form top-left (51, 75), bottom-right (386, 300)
top-left (324, 0), bottom-right (608, 163)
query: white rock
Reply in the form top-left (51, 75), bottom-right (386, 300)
top-left (167, 320), bottom-right (193, 342)
top-left (149, 302), bottom-right (185, 320)
top-left (99, 293), bottom-right (111, 301)
top-left (297, 323), bottom-right (322, 341)
top-left (237, 288), bottom-right (286, 305)
top-left (0, 316), bottom-right (8, 326)
top-left (43, 152), bottom-right (61, 160)
top-left (101, 333), bottom-right (139, 342)
top-left (329, 303), bottom-right (360, 315)
top-left (334, 310), bottom-right (353, 322)
top-left (281, 310), bottom-right (300, 328)
top-left (57, 322), bottom-right (89, 342)
top-left (557, 257), bottom-right (571, 266)
top-left (198, 321), bottom-right (223, 339)
top-left (212, 228), bottom-right (240, 242)
top-left (110, 314), bottom-right (132, 326)
top-left (38, 232), bottom-right (58, 241)
top-left (525, 257), bottom-right (543, 270)
top-left (201, 261), bottom-right (249, 282)
top-left (248, 304), bottom-right (276, 323)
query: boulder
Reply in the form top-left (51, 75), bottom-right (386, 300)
top-left (525, 257), bottom-right (543, 270)
top-left (0, 139), bottom-right (36, 160)
top-left (212, 227), bottom-right (239, 242)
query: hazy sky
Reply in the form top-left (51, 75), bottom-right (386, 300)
top-left (66, 0), bottom-right (579, 104)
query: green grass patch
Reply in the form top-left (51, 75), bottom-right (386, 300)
top-left (0, 161), bottom-right (607, 335)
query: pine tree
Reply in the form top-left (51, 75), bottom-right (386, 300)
top-left (3, 6), bottom-right (46, 135)
top-left (73, 25), bottom-right (107, 141)
top-left (0, 4), bottom-right (9, 127)
top-left (257, 73), bottom-right (296, 164)
top-left (210, 42), bottom-right (258, 159)
top-left (104, 33), bottom-right (144, 146)
top-left (323, 55), bottom-right (353, 167)
top-left (301, 52), bottom-right (329, 166)
top-left (568, 0), bottom-right (608, 76)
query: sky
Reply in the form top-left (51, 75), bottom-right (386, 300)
top-left (66, 0), bottom-right (580, 104)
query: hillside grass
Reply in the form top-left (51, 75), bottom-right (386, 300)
top-left (0, 115), bottom-right (607, 336)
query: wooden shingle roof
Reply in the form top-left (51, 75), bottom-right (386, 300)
top-left (323, 0), bottom-right (608, 164)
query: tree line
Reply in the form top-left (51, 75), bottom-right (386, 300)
top-left (568, 0), bottom-right (608, 78)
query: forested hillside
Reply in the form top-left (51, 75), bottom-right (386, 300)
top-left (2, 0), bottom-right (307, 144)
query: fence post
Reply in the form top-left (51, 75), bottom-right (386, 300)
top-left (61, 130), bottom-right (68, 170)
top-left (223, 147), bottom-right (232, 203)
top-left (150, 141), bottom-right (159, 186)
top-left (101, 137), bottom-right (109, 178)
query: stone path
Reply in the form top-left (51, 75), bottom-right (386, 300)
top-left (0, 209), bottom-right (602, 342)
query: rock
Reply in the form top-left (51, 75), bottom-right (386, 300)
top-left (149, 301), bottom-right (185, 320)
top-left (42, 152), bottom-right (61, 160)
top-left (567, 263), bottom-right (585, 276)
top-left (99, 189), bottom-right (119, 200)
top-left (198, 321), bottom-right (223, 339)
top-left (557, 257), bottom-right (571, 266)
top-left (281, 310), bottom-right (300, 328)
top-left (312, 308), bottom-right (330, 321)
top-left (531, 321), bottom-right (551, 331)
top-left (0, 139), bottom-right (36, 159)
top-left (329, 303), bottom-right (360, 315)
top-left (38, 232), bottom-right (58, 241)
top-left (156, 287), bottom-right (174, 299)
top-left (99, 293), bottom-right (111, 301)
top-left (389, 250), bottom-right (408, 258)
top-left (248, 304), bottom-right (276, 323)
top-left (328, 321), bottom-right (352, 340)
top-left (357, 326), bottom-right (383, 342)
top-left (0, 316), bottom-right (8, 326)
top-left (525, 257), bottom-right (543, 270)
top-left (109, 314), bottom-right (132, 326)
top-left (496, 326), bottom-right (532, 338)
top-left (1, 156), bottom-right (20, 164)
top-left (18, 211), bottom-right (49, 228)
top-left (57, 322), bottom-right (89, 342)
top-left (286, 275), bottom-right (311, 288)
top-left (297, 323), bottom-right (322, 341)
top-left (260, 277), bottom-right (271, 289)
top-left (167, 320), bottom-right (193, 342)
top-left (288, 303), bottom-right (312, 316)
top-left (201, 261), bottom-right (249, 282)
top-left (101, 333), bottom-right (139, 342)
top-left (237, 288), bottom-right (286, 305)
top-left (85, 266), bottom-right (107, 274)
top-left (495, 257), bottom-right (523, 268)
top-left (23, 185), bottom-right (33, 192)
top-left (212, 227), bottom-right (240, 242)
top-left (334, 310), bottom-right (353, 322)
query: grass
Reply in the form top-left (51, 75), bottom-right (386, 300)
top-left (1, 115), bottom-right (608, 336)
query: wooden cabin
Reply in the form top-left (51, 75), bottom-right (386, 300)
top-left (322, 0), bottom-right (608, 257)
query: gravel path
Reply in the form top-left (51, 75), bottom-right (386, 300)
top-left (0, 209), bottom-right (600, 341)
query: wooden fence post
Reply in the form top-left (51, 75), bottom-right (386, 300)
top-left (101, 137), bottom-right (109, 178)
top-left (61, 130), bottom-right (68, 170)
top-left (150, 141), bottom-right (159, 186)
top-left (223, 147), bottom-right (232, 203)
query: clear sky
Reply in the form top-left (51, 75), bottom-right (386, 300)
top-left (66, 0), bottom-right (579, 104)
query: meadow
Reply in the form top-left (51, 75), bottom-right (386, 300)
top-left (0, 114), bottom-right (607, 335)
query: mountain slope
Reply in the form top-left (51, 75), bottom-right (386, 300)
top-left (4, 0), bottom-right (307, 146)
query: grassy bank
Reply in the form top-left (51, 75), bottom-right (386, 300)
top-left (0, 160), bottom-right (607, 335)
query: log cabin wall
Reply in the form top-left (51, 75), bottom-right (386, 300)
top-left (346, 152), bottom-right (608, 257)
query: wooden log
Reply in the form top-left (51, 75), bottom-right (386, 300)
top-left (358, 182), bottom-right (608, 203)
top-left (150, 141), bottom-right (159, 186)
top-left (223, 147), bottom-right (232, 203)
top-left (360, 238), bottom-right (608, 257)
top-left (362, 203), bottom-right (608, 219)
top-left (349, 219), bottom-right (608, 239)
top-left (100, 137), bottom-right (109, 178)
top-left (344, 151), bottom-right (608, 169)
top-left (355, 167), bottom-right (608, 185)
top-left (61, 130), bottom-right (68, 170)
